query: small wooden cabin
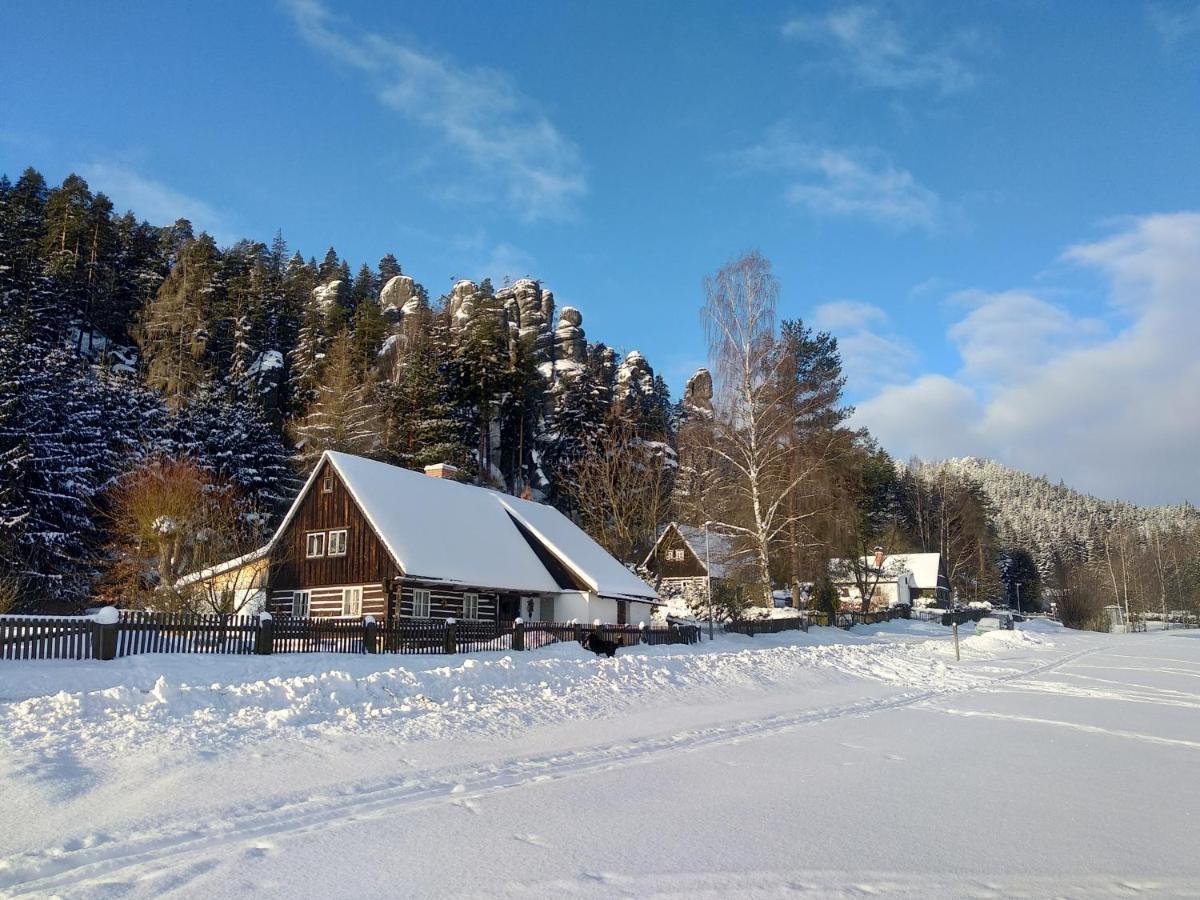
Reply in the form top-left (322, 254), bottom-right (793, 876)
top-left (191, 451), bottom-right (660, 626)
top-left (642, 522), bottom-right (738, 607)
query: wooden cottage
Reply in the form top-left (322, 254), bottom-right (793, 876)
top-left (191, 451), bottom-right (661, 626)
top-left (641, 522), bottom-right (738, 608)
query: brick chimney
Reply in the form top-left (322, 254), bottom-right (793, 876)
top-left (423, 463), bottom-right (461, 480)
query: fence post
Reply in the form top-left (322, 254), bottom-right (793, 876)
top-left (444, 618), bottom-right (457, 654)
top-left (638, 620), bottom-right (646, 647)
top-left (363, 615), bottom-right (377, 654)
top-left (573, 619), bottom-right (583, 645)
top-left (256, 611), bottom-right (274, 655)
top-left (512, 617), bottom-right (524, 652)
top-left (92, 606), bottom-right (119, 661)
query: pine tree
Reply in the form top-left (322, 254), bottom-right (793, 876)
top-left (378, 253), bottom-right (402, 283)
top-left (380, 311), bottom-right (467, 471)
top-left (351, 262), bottom-right (376, 310)
top-left (289, 331), bottom-right (383, 469)
top-left (137, 234), bottom-right (223, 407)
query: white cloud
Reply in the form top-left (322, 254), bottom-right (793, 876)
top-left (812, 299), bottom-right (888, 331)
top-left (852, 213), bottom-right (1200, 504)
top-left (946, 289), bottom-right (1106, 381)
top-left (812, 300), bottom-right (916, 389)
top-left (731, 132), bottom-right (943, 230)
top-left (782, 5), bottom-right (980, 94)
top-left (282, 0), bottom-right (586, 222)
top-left (78, 162), bottom-right (232, 243)
top-left (1150, 3), bottom-right (1200, 48)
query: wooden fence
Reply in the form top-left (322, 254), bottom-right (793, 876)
top-left (725, 606), bottom-right (906, 635)
top-left (0, 611), bottom-right (699, 662)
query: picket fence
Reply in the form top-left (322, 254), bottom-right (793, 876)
top-left (0, 610), bottom-right (700, 662)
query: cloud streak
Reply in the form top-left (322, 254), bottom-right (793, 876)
top-left (782, 5), bottom-right (981, 94)
top-left (282, 0), bottom-right (586, 222)
top-left (78, 162), bottom-right (232, 243)
top-left (730, 131), bottom-right (943, 231)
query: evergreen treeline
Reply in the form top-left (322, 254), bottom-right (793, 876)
top-left (0, 167), bottom-right (671, 610)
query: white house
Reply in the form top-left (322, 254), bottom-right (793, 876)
top-left (828, 551), bottom-right (951, 610)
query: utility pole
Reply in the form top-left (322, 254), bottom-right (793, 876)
top-left (705, 521), bottom-right (714, 641)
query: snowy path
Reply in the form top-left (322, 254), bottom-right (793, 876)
top-left (2, 622), bottom-right (1198, 898)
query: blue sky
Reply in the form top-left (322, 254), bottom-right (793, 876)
top-left (2, 1), bottom-right (1199, 504)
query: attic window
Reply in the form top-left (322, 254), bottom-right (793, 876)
top-left (666, 548), bottom-right (685, 562)
top-left (306, 532), bottom-right (325, 558)
top-left (322, 476), bottom-right (334, 494)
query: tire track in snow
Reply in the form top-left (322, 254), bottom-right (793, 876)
top-left (0, 643), bottom-right (1102, 896)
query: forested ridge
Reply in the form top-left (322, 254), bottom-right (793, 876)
top-left (1, 166), bottom-right (1196, 624)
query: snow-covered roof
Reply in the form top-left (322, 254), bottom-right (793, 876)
top-left (498, 495), bottom-right (659, 602)
top-left (270, 452), bottom-right (659, 601)
top-left (176, 545), bottom-right (270, 587)
top-left (828, 552), bottom-right (943, 589)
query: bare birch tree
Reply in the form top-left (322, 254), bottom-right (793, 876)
top-left (700, 251), bottom-right (830, 605)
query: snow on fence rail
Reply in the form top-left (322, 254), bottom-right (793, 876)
top-left (0, 611), bottom-right (700, 662)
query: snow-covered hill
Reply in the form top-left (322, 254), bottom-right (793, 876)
top-left (910, 456), bottom-right (1198, 571)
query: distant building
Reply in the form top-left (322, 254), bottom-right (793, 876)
top-left (642, 522), bottom-right (743, 610)
top-left (828, 552), bottom-right (951, 610)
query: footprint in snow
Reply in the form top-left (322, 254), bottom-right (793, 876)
top-left (243, 843), bottom-right (274, 859)
top-left (513, 833), bottom-right (554, 849)
top-left (452, 798), bottom-right (483, 816)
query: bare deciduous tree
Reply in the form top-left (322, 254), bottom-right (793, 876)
top-left (100, 457), bottom-right (271, 614)
top-left (564, 418), bottom-right (674, 564)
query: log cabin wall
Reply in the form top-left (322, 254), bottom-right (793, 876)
top-left (267, 583), bottom-right (388, 619)
top-left (269, 459), bottom-right (401, 601)
top-left (396, 584), bottom-right (500, 622)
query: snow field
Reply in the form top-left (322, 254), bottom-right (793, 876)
top-left (4, 621), bottom-right (1196, 898)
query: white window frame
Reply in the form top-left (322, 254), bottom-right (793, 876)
top-left (292, 590), bottom-right (310, 617)
top-left (463, 592), bottom-right (480, 620)
top-left (412, 588), bottom-right (431, 619)
top-left (341, 586), bottom-right (363, 618)
top-left (327, 529), bottom-right (348, 556)
top-left (667, 548), bottom-right (685, 562)
top-left (305, 532), bottom-right (325, 558)
top-left (322, 476), bottom-right (334, 494)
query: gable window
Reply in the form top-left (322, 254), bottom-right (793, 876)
top-left (342, 586), bottom-right (363, 617)
top-left (305, 532), bottom-right (325, 558)
top-left (412, 589), bottom-right (431, 619)
top-left (666, 548), bottom-right (685, 562)
top-left (322, 475), bottom-right (334, 494)
top-left (292, 591), bottom-right (310, 618)
top-left (463, 592), bottom-right (480, 620)
top-left (327, 529), bottom-right (347, 556)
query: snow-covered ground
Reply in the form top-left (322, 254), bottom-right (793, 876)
top-left (2, 620), bottom-right (1198, 897)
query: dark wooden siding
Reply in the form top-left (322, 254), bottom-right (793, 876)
top-left (397, 584), bottom-right (500, 622)
top-left (645, 526), bottom-right (708, 579)
top-left (269, 459), bottom-right (402, 593)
